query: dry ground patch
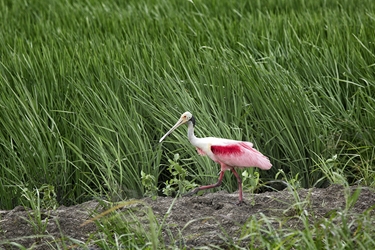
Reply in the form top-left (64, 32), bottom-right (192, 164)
top-left (1, 185), bottom-right (374, 249)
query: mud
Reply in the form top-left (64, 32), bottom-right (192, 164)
top-left (1, 185), bottom-right (374, 249)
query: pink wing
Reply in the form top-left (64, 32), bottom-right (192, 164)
top-left (211, 142), bottom-right (272, 170)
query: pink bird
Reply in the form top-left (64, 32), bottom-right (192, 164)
top-left (159, 111), bottom-right (272, 205)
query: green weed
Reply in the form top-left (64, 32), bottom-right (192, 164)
top-left (162, 153), bottom-right (198, 197)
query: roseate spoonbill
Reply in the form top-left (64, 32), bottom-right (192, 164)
top-left (159, 111), bottom-right (272, 205)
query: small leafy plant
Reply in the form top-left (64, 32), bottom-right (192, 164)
top-left (141, 170), bottom-right (159, 200)
top-left (162, 154), bottom-right (198, 197)
top-left (242, 170), bottom-right (260, 192)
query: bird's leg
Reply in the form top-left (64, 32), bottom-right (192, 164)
top-left (230, 168), bottom-right (245, 205)
top-left (183, 170), bottom-right (225, 196)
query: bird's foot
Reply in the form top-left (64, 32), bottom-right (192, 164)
top-left (236, 200), bottom-right (247, 206)
top-left (183, 188), bottom-right (199, 197)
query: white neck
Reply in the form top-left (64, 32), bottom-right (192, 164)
top-left (187, 121), bottom-right (198, 146)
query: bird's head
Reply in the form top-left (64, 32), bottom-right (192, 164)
top-left (159, 111), bottom-right (194, 142)
top-left (180, 111), bottom-right (193, 123)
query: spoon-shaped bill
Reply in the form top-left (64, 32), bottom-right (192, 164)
top-left (159, 118), bottom-right (186, 142)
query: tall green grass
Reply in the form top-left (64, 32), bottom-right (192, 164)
top-left (0, 0), bottom-right (375, 209)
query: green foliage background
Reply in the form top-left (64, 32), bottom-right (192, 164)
top-left (1, 0), bottom-right (374, 209)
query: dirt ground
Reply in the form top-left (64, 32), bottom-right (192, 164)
top-left (1, 184), bottom-right (375, 249)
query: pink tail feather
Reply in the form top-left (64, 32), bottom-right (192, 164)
top-left (239, 142), bottom-right (272, 170)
